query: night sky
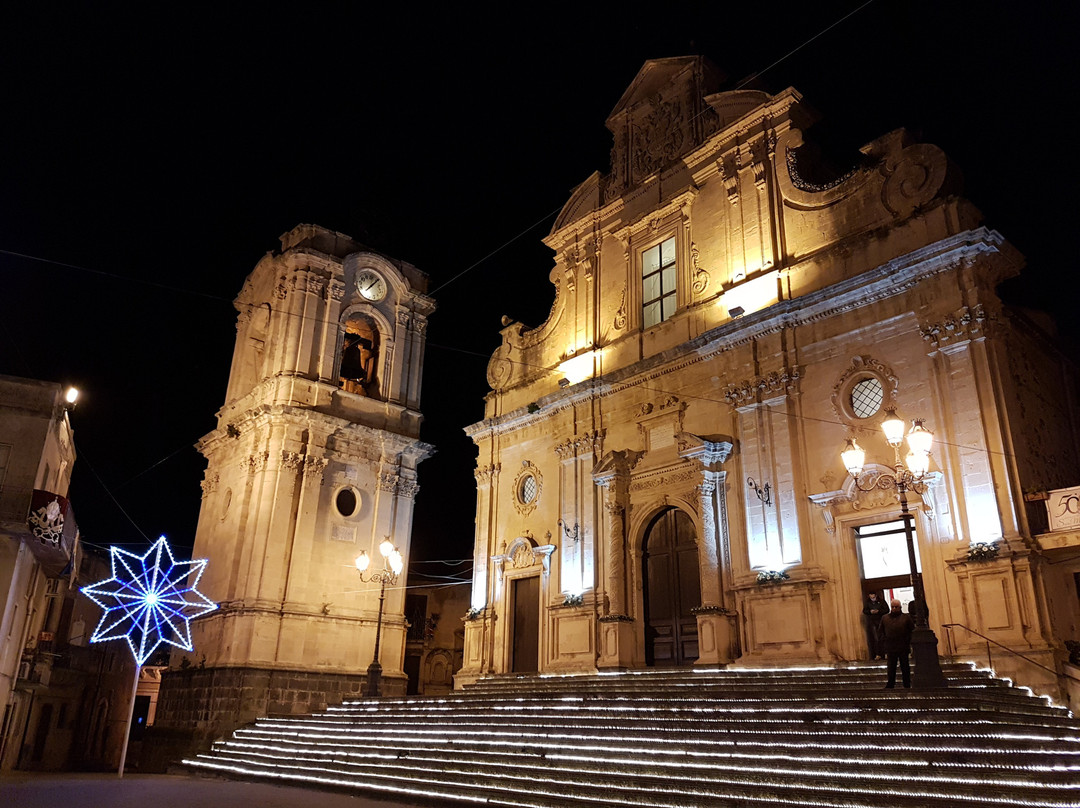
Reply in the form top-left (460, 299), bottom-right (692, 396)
top-left (2, 3), bottom-right (1075, 567)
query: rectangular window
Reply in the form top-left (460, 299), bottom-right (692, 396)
top-left (641, 236), bottom-right (676, 328)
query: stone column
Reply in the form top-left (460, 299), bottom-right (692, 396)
top-left (593, 449), bottom-right (640, 669)
top-left (678, 434), bottom-right (736, 665)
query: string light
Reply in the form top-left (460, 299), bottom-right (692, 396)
top-left (81, 535), bottom-right (217, 665)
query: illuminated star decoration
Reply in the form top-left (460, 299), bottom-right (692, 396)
top-left (81, 536), bottom-right (217, 666)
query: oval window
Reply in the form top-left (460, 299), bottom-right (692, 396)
top-left (335, 488), bottom-right (358, 517)
top-left (850, 377), bottom-right (884, 419)
top-left (519, 474), bottom-right (538, 505)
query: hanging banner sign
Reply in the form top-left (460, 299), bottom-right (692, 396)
top-left (26, 490), bottom-right (79, 577)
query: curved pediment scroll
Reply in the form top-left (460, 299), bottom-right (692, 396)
top-left (497, 537), bottom-right (557, 574)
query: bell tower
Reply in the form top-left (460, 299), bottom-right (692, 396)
top-left (156, 224), bottom-right (434, 745)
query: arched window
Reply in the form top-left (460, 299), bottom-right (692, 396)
top-left (338, 315), bottom-right (380, 398)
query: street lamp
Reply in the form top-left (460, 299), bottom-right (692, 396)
top-left (355, 537), bottom-right (404, 697)
top-left (841, 407), bottom-right (947, 689)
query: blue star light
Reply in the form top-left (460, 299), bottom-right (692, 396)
top-left (81, 536), bottom-right (217, 666)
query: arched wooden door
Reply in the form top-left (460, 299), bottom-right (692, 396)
top-left (642, 508), bottom-right (701, 666)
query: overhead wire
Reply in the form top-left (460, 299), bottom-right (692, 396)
top-left (0, 0), bottom-right (1039, 555)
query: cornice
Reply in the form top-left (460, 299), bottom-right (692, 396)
top-left (468, 228), bottom-right (1007, 441)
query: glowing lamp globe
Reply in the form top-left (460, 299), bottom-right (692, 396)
top-left (354, 551), bottom-right (370, 573)
top-left (906, 450), bottom-right (931, 477)
top-left (907, 419), bottom-right (934, 455)
top-left (379, 538), bottom-right (395, 558)
top-left (841, 439), bottom-right (866, 477)
top-left (881, 408), bottom-right (906, 447)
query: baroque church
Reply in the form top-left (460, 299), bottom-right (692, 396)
top-left (457, 56), bottom-right (1080, 702)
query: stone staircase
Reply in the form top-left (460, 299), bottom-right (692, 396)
top-left (183, 662), bottom-right (1080, 807)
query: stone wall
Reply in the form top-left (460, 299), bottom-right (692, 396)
top-left (142, 664), bottom-right (403, 769)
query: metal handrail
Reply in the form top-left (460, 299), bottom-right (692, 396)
top-left (941, 622), bottom-right (1060, 680)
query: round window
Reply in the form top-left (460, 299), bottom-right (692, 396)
top-left (519, 474), bottom-right (538, 505)
top-left (850, 377), bottom-right (884, 419)
top-left (335, 488), bottom-right (359, 517)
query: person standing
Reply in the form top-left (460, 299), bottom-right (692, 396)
top-left (879, 598), bottom-right (915, 688)
top-left (862, 592), bottom-right (888, 659)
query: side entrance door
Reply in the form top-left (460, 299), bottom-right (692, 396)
top-left (511, 575), bottom-right (540, 672)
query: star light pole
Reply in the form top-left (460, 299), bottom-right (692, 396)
top-left (355, 538), bottom-right (403, 697)
top-left (81, 536), bottom-right (217, 776)
top-left (841, 408), bottom-right (947, 689)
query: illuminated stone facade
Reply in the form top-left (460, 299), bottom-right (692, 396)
top-left (458, 57), bottom-right (1080, 700)
top-left (155, 224), bottom-right (434, 744)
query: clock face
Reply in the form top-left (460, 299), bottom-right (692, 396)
top-left (356, 270), bottom-right (387, 302)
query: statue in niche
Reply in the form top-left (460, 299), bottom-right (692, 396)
top-left (339, 315), bottom-right (380, 398)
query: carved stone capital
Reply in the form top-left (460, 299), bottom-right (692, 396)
top-left (920, 305), bottom-right (989, 352)
top-left (725, 366), bottom-right (802, 408)
top-left (242, 452), bottom-right (270, 474)
top-left (303, 455), bottom-right (328, 480)
top-left (200, 473), bottom-right (219, 498)
top-left (474, 463), bottom-right (501, 484)
top-left (281, 451), bottom-right (304, 472)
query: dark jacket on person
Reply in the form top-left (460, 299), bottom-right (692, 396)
top-left (863, 596), bottom-right (888, 622)
top-left (878, 609), bottom-right (915, 654)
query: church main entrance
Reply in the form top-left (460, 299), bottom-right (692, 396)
top-left (855, 518), bottom-right (922, 611)
top-left (642, 508), bottom-right (700, 666)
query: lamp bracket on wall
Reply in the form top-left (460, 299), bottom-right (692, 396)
top-left (559, 519), bottom-right (581, 544)
top-left (747, 477), bottom-right (772, 507)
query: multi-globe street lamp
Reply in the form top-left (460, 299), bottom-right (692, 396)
top-left (841, 407), bottom-right (947, 689)
top-left (355, 537), bottom-right (404, 697)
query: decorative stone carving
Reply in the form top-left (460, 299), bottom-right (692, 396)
top-left (613, 285), bottom-right (627, 331)
top-left (807, 491), bottom-right (847, 535)
top-left (474, 463), bottom-right (501, 484)
top-left (377, 471), bottom-right (400, 493)
top-left (303, 455), bottom-right (328, 481)
top-left (486, 346), bottom-right (514, 391)
top-left (200, 473), bottom-right (219, 498)
top-left (690, 242), bottom-right (709, 295)
top-left (724, 367), bottom-right (802, 407)
top-left (920, 305), bottom-right (988, 351)
top-left (881, 142), bottom-right (949, 218)
top-left (327, 278), bottom-right (345, 302)
top-left (751, 139), bottom-right (768, 190)
top-left (281, 451), bottom-right (304, 472)
top-left (554, 431), bottom-right (605, 461)
top-left (631, 94), bottom-right (685, 182)
top-left (397, 478), bottom-right (420, 499)
top-left (629, 467), bottom-right (700, 493)
top-left (243, 452), bottom-right (270, 473)
top-left (719, 152), bottom-right (740, 206)
top-left (511, 542), bottom-right (534, 569)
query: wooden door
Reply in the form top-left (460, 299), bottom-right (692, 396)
top-left (643, 508), bottom-right (701, 666)
top-left (511, 575), bottom-right (540, 672)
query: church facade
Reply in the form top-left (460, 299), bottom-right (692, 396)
top-left (458, 57), bottom-right (1080, 700)
top-left (154, 224), bottom-right (434, 745)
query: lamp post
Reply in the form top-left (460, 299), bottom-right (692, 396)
top-left (355, 537), bottom-right (404, 697)
top-left (841, 408), bottom-right (947, 689)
